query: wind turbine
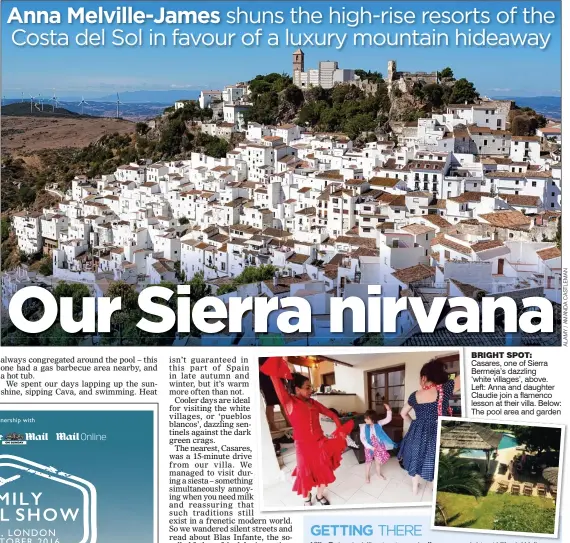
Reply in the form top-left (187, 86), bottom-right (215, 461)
top-left (38, 93), bottom-right (44, 111)
top-left (115, 92), bottom-right (124, 119)
top-left (51, 89), bottom-right (59, 112)
top-left (78, 96), bottom-right (89, 115)
top-left (29, 94), bottom-right (35, 113)
top-left (21, 91), bottom-right (24, 103)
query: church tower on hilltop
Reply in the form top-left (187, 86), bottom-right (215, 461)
top-left (386, 60), bottom-right (397, 92)
top-left (387, 60), bottom-right (397, 82)
top-left (293, 49), bottom-right (305, 75)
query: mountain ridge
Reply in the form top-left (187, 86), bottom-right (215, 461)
top-left (95, 90), bottom-right (201, 102)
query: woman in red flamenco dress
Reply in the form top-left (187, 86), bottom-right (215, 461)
top-left (260, 356), bottom-right (353, 506)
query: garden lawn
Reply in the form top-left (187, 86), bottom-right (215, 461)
top-left (437, 491), bottom-right (556, 532)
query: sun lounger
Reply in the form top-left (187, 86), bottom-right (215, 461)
top-left (511, 483), bottom-right (520, 495)
top-left (497, 480), bottom-right (509, 493)
top-left (537, 483), bottom-right (546, 497)
top-left (523, 483), bottom-right (533, 496)
top-left (551, 487), bottom-right (557, 499)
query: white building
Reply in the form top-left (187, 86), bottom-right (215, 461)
top-left (13, 211), bottom-right (43, 255)
top-left (510, 136), bottom-right (541, 163)
top-left (199, 90), bottom-right (223, 109)
top-left (446, 104), bottom-right (506, 131)
top-left (223, 103), bottom-right (251, 131)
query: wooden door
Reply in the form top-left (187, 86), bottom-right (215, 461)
top-left (368, 365), bottom-right (405, 442)
top-left (498, 258), bottom-right (505, 275)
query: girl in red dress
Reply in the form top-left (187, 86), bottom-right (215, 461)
top-left (260, 356), bottom-right (353, 506)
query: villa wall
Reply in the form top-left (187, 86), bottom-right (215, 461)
top-left (53, 268), bottom-right (96, 284)
top-left (310, 361), bottom-right (335, 388)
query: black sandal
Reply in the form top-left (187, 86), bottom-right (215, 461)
top-left (316, 495), bottom-right (330, 505)
top-left (304, 492), bottom-right (312, 506)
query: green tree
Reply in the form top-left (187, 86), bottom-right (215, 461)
top-left (187, 271), bottom-right (211, 302)
top-left (435, 450), bottom-right (485, 526)
top-left (281, 85), bottom-right (304, 108)
top-left (248, 92), bottom-right (279, 125)
top-left (360, 332), bottom-right (384, 346)
top-left (512, 426), bottom-right (561, 453)
top-left (1, 217), bottom-right (10, 242)
top-left (247, 73), bottom-right (294, 125)
top-left (344, 113), bottom-right (376, 140)
top-left (439, 67), bottom-right (454, 79)
top-left (179, 217), bottom-right (189, 225)
top-left (449, 78), bottom-right (479, 104)
top-left (174, 261), bottom-right (186, 283)
top-left (107, 281), bottom-right (139, 310)
top-left (39, 257), bottom-right (53, 276)
top-left (511, 115), bottom-right (532, 136)
top-left (43, 323), bottom-right (82, 346)
top-left (99, 281), bottom-right (143, 346)
top-left (52, 282), bottom-right (90, 317)
top-left (422, 84), bottom-right (445, 108)
top-left (216, 265), bottom-right (277, 295)
top-left (204, 136), bottom-right (230, 159)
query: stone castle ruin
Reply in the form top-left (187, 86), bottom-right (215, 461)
top-left (386, 60), bottom-right (439, 93)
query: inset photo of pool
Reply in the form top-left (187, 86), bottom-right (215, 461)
top-left (432, 418), bottom-right (564, 538)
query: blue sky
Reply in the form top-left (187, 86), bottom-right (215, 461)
top-left (1, 1), bottom-right (561, 99)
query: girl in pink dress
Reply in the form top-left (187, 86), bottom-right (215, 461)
top-left (360, 406), bottom-right (396, 483)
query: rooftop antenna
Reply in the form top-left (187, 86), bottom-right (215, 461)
top-left (115, 92), bottom-right (124, 119)
top-left (78, 96), bottom-right (89, 115)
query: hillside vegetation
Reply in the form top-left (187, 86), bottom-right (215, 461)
top-left (1, 102), bottom-right (83, 117)
top-left (242, 67), bottom-right (485, 139)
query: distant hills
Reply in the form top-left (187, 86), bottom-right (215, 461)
top-left (1, 102), bottom-right (84, 118)
top-left (96, 90), bottom-right (201, 103)
top-left (3, 92), bottom-right (560, 123)
top-left (2, 99), bottom-right (160, 121)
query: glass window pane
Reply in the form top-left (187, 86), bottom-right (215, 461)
top-left (372, 389), bottom-right (385, 402)
top-left (389, 386), bottom-right (404, 401)
top-left (388, 370), bottom-right (405, 386)
top-left (372, 373), bottom-right (385, 387)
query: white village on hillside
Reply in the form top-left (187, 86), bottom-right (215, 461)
top-left (4, 54), bottom-right (562, 346)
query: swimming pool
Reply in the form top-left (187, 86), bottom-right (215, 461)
top-left (499, 434), bottom-right (519, 450)
top-left (459, 434), bottom-right (519, 459)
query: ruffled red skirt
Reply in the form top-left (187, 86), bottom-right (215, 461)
top-left (291, 431), bottom-right (348, 497)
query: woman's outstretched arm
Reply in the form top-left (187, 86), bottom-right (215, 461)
top-left (260, 357), bottom-right (294, 416)
top-left (314, 401), bottom-right (342, 428)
